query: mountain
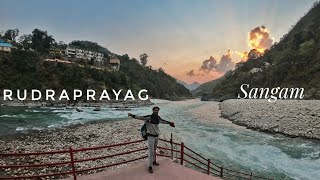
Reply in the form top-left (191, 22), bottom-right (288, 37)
top-left (176, 80), bottom-right (200, 91)
top-left (189, 82), bottom-right (201, 90)
top-left (118, 56), bottom-right (193, 100)
top-left (0, 49), bottom-right (192, 101)
top-left (209, 2), bottom-right (320, 101)
top-left (191, 72), bottom-right (230, 97)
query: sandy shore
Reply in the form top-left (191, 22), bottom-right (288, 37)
top-left (0, 119), bottom-right (174, 179)
top-left (220, 99), bottom-right (320, 139)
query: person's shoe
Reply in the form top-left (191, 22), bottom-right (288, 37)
top-left (148, 166), bottom-right (153, 173)
top-left (153, 162), bottom-right (160, 166)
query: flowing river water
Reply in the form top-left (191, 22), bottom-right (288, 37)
top-left (1, 99), bottom-right (319, 179)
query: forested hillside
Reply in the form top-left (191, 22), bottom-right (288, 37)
top-left (209, 2), bottom-right (320, 100)
top-left (0, 28), bottom-right (192, 101)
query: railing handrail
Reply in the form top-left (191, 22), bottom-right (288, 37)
top-left (72, 139), bottom-right (145, 152)
top-left (159, 135), bottom-right (272, 180)
top-left (0, 139), bottom-right (145, 157)
top-left (0, 139), bottom-right (147, 180)
top-left (0, 161), bottom-right (71, 169)
top-left (73, 147), bottom-right (148, 163)
top-left (0, 134), bottom-right (272, 180)
top-left (184, 145), bottom-right (208, 162)
top-left (75, 155), bottom-right (148, 174)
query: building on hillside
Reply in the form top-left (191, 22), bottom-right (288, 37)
top-left (250, 67), bottom-right (262, 73)
top-left (0, 39), bottom-right (13, 53)
top-left (50, 48), bottom-right (64, 55)
top-left (65, 45), bottom-right (104, 62)
top-left (109, 58), bottom-right (120, 71)
top-left (65, 46), bottom-right (76, 57)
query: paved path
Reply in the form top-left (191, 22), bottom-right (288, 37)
top-left (64, 158), bottom-right (220, 180)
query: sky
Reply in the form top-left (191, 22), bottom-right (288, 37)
top-left (1, 0), bottom-right (318, 84)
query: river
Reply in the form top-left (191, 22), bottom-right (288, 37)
top-left (1, 99), bottom-right (319, 179)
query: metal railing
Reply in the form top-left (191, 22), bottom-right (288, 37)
top-left (157, 134), bottom-right (272, 180)
top-left (0, 133), bottom-right (272, 180)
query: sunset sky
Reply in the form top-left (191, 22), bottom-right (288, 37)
top-left (1, 0), bottom-right (318, 83)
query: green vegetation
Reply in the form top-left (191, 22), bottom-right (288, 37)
top-left (119, 55), bottom-right (191, 100)
top-left (3, 29), bottom-right (19, 41)
top-left (207, 2), bottom-right (320, 100)
top-left (69, 40), bottom-right (111, 56)
top-left (0, 28), bottom-right (192, 101)
top-left (0, 49), bottom-right (192, 100)
top-left (139, 53), bottom-right (148, 66)
top-left (31, 29), bottom-right (55, 54)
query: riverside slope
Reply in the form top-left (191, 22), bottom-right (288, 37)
top-left (0, 119), bottom-right (173, 178)
top-left (220, 99), bottom-right (320, 139)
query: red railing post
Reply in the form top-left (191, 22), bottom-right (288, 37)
top-left (220, 167), bottom-right (223, 177)
top-left (249, 172), bottom-right (253, 180)
top-left (207, 159), bottom-right (210, 175)
top-left (180, 142), bottom-right (184, 165)
top-left (170, 133), bottom-right (173, 159)
top-left (69, 147), bottom-right (77, 180)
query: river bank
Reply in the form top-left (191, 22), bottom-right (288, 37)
top-left (220, 99), bottom-right (320, 139)
top-left (1, 99), bottom-right (320, 179)
top-left (0, 119), bottom-right (173, 179)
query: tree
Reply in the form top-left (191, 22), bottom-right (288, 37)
top-left (139, 53), bottom-right (148, 66)
top-left (158, 67), bottom-right (165, 72)
top-left (131, 58), bottom-right (139, 64)
top-left (19, 34), bottom-right (32, 49)
top-left (31, 29), bottom-right (56, 53)
top-left (89, 58), bottom-right (95, 66)
top-left (69, 40), bottom-right (111, 54)
top-left (122, 54), bottom-right (129, 61)
top-left (57, 41), bottom-right (67, 50)
top-left (3, 29), bottom-right (19, 41)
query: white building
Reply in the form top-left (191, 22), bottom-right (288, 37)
top-left (65, 45), bottom-right (104, 62)
top-left (250, 68), bottom-right (262, 73)
top-left (110, 58), bottom-right (120, 71)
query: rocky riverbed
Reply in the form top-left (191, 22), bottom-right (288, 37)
top-left (0, 119), bottom-right (174, 179)
top-left (220, 99), bottom-right (320, 139)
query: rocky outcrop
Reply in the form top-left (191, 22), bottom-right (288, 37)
top-left (220, 99), bottom-right (320, 139)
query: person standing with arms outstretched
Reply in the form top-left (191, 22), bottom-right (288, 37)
top-left (128, 106), bottom-right (175, 173)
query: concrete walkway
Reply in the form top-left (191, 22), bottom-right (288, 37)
top-left (64, 158), bottom-right (220, 180)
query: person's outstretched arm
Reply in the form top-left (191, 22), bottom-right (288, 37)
top-left (159, 116), bottom-right (175, 127)
top-left (128, 113), bottom-right (149, 121)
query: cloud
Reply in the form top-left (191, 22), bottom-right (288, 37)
top-left (200, 53), bottom-right (234, 73)
top-left (249, 25), bottom-right (273, 52)
top-left (186, 69), bottom-right (205, 76)
top-left (200, 56), bottom-right (217, 72)
top-left (217, 54), bottom-right (235, 72)
top-left (186, 69), bottom-right (202, 76)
